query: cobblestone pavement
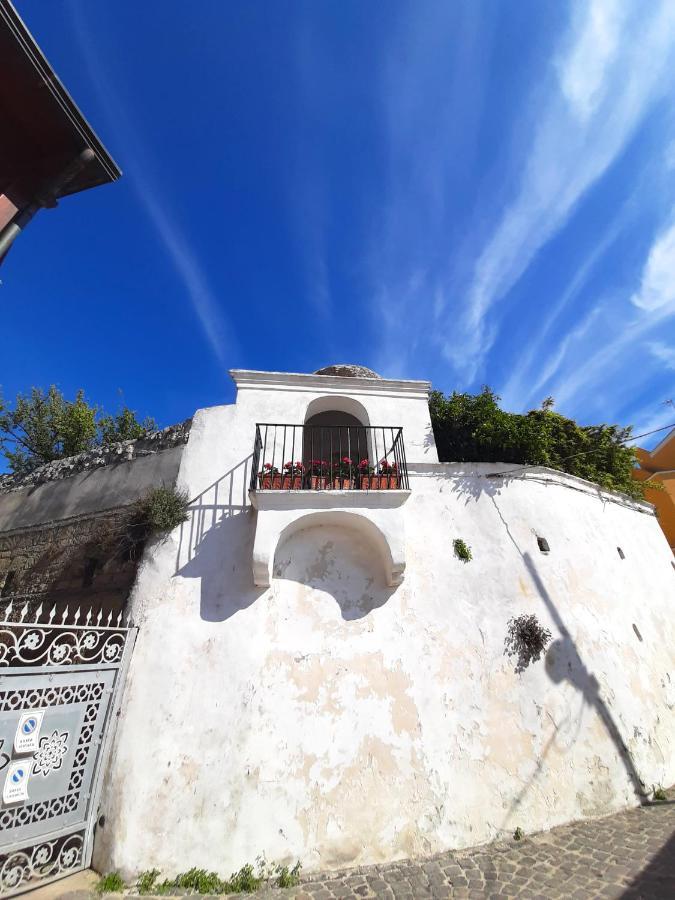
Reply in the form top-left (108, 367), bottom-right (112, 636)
top-left (226, 798), bottom-right (675, 900)
top-left (60, 792), bottom-right (674, 900)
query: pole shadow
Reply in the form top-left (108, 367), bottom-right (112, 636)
top-left (489, 493), bottom-right (649, 831)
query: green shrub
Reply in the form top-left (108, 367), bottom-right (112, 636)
top-left (133, 858), bottom-right (300, 895)
top-left (429, 388), bottom-right (643, 500)
top-left (137, 486), bottom-right (189, 533)
top-left (96, 872), bottom-right (125, 893)
top-left (276, 862), bottom-right (302, 888)
top-left (513, 826), bottom-right (524, 841)
top-left (136, 869), bottom-right (160, 894)
top-left (226, 863), bottom-right (263, 893)
top-left (453, 538), bottom-right (472, 562)
top-left (173, 868), bottom-right (227, 893)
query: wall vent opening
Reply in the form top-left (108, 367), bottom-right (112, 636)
top-left (537, 536), bottom-right (550, 553)
top-left (617, 547), bottom-right (625, 559)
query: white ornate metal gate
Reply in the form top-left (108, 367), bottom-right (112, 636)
top-left (0, 603), bottom-right (135, 896)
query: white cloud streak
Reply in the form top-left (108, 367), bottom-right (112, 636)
top-left (446, 0), bottom-right (675, 382)
top-left (647, 341), bottom-right (675, 370)
top-left (547, 214), bottom-right (675, 411)
top-left (631, 218), bottom-right (675, 311)
top-left (499, 214), bottom-right (624, 410)
top-left (67, 4), bottom-right (237, 368)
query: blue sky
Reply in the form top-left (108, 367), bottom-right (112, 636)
top-left (4, 0), bottom-right (675, 446)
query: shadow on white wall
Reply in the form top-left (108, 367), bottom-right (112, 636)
top-left (273, 522), bottom-right (397, 621)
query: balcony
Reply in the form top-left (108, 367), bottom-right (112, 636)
top-left (248, 424), bottom-right (410, 587)
top-left (249, 423), bottom-right (409, 492)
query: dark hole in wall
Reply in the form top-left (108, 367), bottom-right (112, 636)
top-left (537, 536), bottom-right (550, 553)
top-left (632, 623), bottom-right (643, 642)
top-left (617, 547), bottom-right (625, 559)
top-left (82, 557), bottom-right (100, 588)
top-left (1, 571), bottom-right (16, 597)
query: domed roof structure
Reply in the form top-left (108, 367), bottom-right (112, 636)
top-left (314, 364), bottom-right (381, 379)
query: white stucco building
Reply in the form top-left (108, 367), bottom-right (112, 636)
top-left (94, 365), bottom-right (675, 877)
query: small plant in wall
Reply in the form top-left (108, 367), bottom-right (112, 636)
top-left (453, 538), bottom-right (473, 563)
top-left (652, 784), bottom-right (667, 802)
top-left (513, 826), bottom-right (524, 841)
top-left (504, 613), bottom-right (552, 673)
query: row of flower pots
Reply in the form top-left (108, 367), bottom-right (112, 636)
top-left (258, 458), bottom-right (401, 490)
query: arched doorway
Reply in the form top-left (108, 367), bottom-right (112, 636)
top-left (303, 397), bottom-right (371, 483)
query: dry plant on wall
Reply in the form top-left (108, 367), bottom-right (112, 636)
top-left (504, 613), bottom-right (552, 673)
top-left (133, 485), bottom-right (190, 533)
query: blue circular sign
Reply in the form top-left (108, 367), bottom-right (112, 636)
top-left (22, 717), bottom-right (37, 735)
top-left (11, 768), bottom-right (25, 783)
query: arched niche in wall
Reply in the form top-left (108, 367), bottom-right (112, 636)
top-left (303, 395), bottom-right (371, 467)
top-left (272, 511), bottom-right (398, 619)
top-left (252, 506), bottom-right (406, 588)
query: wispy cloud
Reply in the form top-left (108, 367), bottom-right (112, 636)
top-left (445, 0), bottom-right (675, 381)
top-left (499, 213), bottom-right (625, 410)
top-left (627, 400), bottom-right (675, 445)
top-left (547, 214), bottom-right (675, 411)
top-left (631, 218), bottom-right (675, 311)
top-left (647, 341), bottom-right (675, 370)
top-left (370, 2), bottom-right (492, 378)
top-left (67, 4), bottom-right (237, 368)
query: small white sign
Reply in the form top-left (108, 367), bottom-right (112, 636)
top-left (14, 710), bottom-right (44, 754)
top-left (3, 760), bottom-right (30, 804)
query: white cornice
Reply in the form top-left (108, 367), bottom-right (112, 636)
top-left (229, 369), bottom-right (431, 398)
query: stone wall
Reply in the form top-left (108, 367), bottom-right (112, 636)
top-left (0, 419), bottom-right (191, 494)
top-left (0, 505), bottom-right (142, 621)
top-left (0, 423), bottom-right (190, 621)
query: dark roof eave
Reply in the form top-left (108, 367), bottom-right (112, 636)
top-left (0, 0), bottom-right (122, 195)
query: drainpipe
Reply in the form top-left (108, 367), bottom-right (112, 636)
top-left (0, 147), bottom-right (95, 263)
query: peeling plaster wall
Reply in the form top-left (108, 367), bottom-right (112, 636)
top-left (94, 381), bottom-right (675, 878)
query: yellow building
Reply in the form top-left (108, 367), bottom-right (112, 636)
top-left (634, 428), bottom-right (675, 552)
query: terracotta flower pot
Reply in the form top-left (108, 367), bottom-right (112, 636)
top-left (310, 475), bottom-right (328, 490)
top-left (333, 477), bottom-right (352, 490)
top-left (282, 475), bottom-right (303, 489)
top-left (388, 475), bottom-right (400, 489)
top-left (359, 475), bottom-right (380, 489)
top-left (259, 474), bottom-right (282, 489)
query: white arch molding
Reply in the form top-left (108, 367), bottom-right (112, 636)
top-left (250, 494), bottom-right (409, 588)
top-left (304, 394), bottom-right (371, 426)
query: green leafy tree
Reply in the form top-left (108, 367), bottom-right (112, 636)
top-left (429, 387), bottom-right (642, 500)
top-left (98, 408), bottom-right (157, 444)
top-left (0, 386), bottom-right (156, 474)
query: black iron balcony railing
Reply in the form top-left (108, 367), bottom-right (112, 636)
top-left (250, 424), bottom-right (409, 491)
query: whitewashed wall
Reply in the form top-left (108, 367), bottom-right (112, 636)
top-left (93, 372), bottom-right (675, 877)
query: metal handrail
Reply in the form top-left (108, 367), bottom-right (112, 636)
top-left (250, 423), bottom-right (409, 491)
